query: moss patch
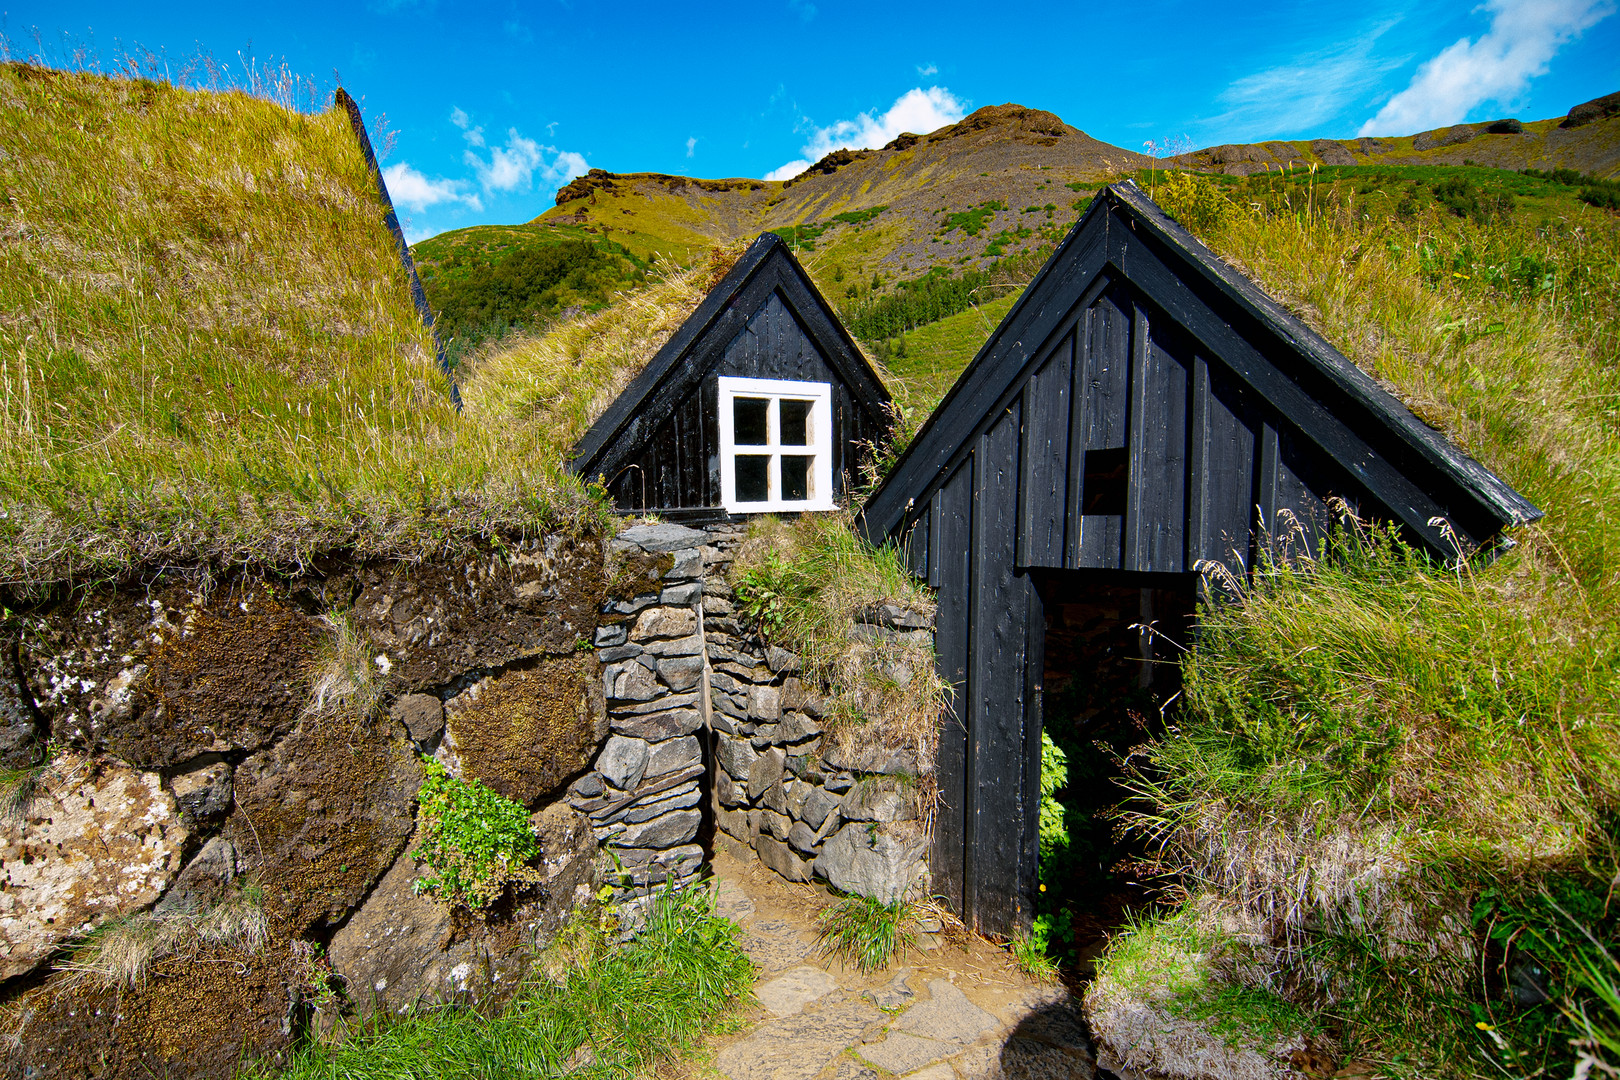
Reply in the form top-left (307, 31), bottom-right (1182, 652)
top-left (606, 549), bottom-right (675, 603)
top-left (228, 715), bottom-right (421, 935)
top-left (445, 655), bottom-right (602, 807)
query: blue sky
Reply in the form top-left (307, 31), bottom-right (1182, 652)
top-left (5, 0), bottom-right (1617, 241)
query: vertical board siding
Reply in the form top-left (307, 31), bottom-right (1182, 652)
top-left (930, 462), bottom-right (975, 914)
top-left (1018, 331), bottom-right (1076, 568)
top-left (1193, 362), bottom-right (1259, 574)
top-left (968, 401), bottom-right (1029, 933)
top-left (1075, 287), bottom-right (1134, 569)
top-left (1125, 310), bottom-right (1190, 573)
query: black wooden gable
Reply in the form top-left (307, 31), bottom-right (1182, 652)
top-left (861, 181), bottom-right (1540, 573)
top-left (571, 233), bottom-right (891, 515)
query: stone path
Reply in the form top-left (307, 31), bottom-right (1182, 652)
top-left (705, 850), bottom-right (1099, 1080)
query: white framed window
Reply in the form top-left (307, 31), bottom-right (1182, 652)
top-left (718, 376), bottom-right (834, 513)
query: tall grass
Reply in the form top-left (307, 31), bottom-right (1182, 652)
top-left (263, 885), bottom-right (754, 1080)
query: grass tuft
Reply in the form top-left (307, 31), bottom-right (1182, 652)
top-left (817, 894), bottom-right (918, 973)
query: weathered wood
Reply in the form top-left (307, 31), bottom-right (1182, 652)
top-left (1017, 331), bottom-right (1075, 568)
top-left (1126, 311), bottom-right (1189, 573)
top-left (967, 402), bottom-right (1028, 933)
top-left (929, 461), bottom-right (974, 914)
top-left (1075, 287), bottom-right (1132, 569)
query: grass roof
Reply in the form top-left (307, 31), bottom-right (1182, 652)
top-left (0, 66), bottom-right (623, 590)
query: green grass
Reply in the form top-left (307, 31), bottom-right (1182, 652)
top-left (816, 894), bottom-right (917, 973)
top-left (0, 65), bottom-right (612, 590)
top-left (262, 885), bottom-right (755, 1079)
top-left (880, 291), bottom-right (1019, 427)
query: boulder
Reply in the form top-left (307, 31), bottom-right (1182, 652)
top-left (169, 759), bottom-right (233, 827)
top-left (154, 836), bottom-right (242, 915)
top-left (814, 821), bottom-right (928, 903)
top-left (615, 808), bottom-right (700, 849)
top-left (757, 835), bottom-right (812, 883)
top-left (0, 754), bottom-right (189, 983)
top-left (717, 734), bottom-right (759, 780)
top-left (749, 746), bottom-right (787, 800)
top-left (615, 523), bottom-right (708, 552)
top-left (1309, 139), bottom-right (1357, 166)
top-left (596, 735), bottom-right (650, 790)
top-left (1413, 124), bottom-right (1476, 151)
top-left (612, 706), bottom-right (702, 742)
top-left (645, 734), bottom-right (702, 779)
top-left (635, 606), bottom-right (698, 640)
top-left (657, 655), bottom-right (706, 692)
top-left (331, 801), bottom-right (598, 1018)
top-left (840, 780), bottom-right (916, 823)
top-left (227, 716), bottom-right (420, 934)
top-left (1562, 91), bottom-right (1620, 128)
top-left (391, 693), bottom-right (446, 745)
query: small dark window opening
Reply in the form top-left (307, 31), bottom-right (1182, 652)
top-left (780, 400), bottom-right (810, 445)
top-left (734, 398), bottom-right (769, 445)
top-left (1082, 447), bottom-right (1129, 515)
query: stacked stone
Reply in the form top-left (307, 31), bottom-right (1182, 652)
top-left (569, 523), bottom-right (711, 897)
top-left (701, 529), bottom-right (935, 904)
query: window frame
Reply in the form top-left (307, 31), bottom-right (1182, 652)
top-left (717, 375), bottom-right (834, 513)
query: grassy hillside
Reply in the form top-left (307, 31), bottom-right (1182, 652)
top-left (1071, 169), bottom-right (1620, 1078)
top-left (0, 66), bottom-right (616, 589)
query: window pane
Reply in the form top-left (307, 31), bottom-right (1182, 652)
top-left (734, 398), bottom-right (769, 445)
top-left (781, 455), bottom-right (812, 501)
top-left (735, 455), bottom-right (770, 502)
top-left (780, 399), bottom-right (811, 446)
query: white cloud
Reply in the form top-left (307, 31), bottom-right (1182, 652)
top-left (464, 128), bottom-right (588, 194)
top-left (382, 162), bottom-right (482, 213)
top-left (450, 106), bottom-right (486, 148)
top-left (916, 62), bottom-right (938, 77)
top-left (1359, 0), bottom-right (1615, 135)
top-left (450, 106), bottom-right (470, 129)
top-left (1208, 24), bottom-right (1403, 139)
top-left (763, 86), bottom-right (967, 181)
top-left (686, 136), bottom-right (698, 158)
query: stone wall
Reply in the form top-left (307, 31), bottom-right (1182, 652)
top-left (2, 537), bottom-right (618, 1077)
top-left (698, 527), bottom-right (935, 904)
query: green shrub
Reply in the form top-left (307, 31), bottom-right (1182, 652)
top-left (411, 758), bottom-right (541, 910)
top-left (1154, 170), bottom-right (1232, 232)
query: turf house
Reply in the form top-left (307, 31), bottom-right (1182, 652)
top-left (858, 182), bottom-right (1542, 938)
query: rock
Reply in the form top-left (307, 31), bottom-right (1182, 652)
top-left (953, 1036), bottom-right (1098, 1080)
top-left (762, 809), bottom-right (793, 840)
top-left (840, 780), bottom-right (916, 823)
top-left (867, 968), bottom-right (917, 1010)
top-left (1413, 124), bottom-right (1476, 150)
top-left (645, 734), bottom-right (702, 778)
top-left (596, 735), bottom-right (650, 790)
top-left (667, 548), bottom-right (704, 580)
top-left (635, 606), bottom-right (698, 640)
top-left (802, 785), bottom-right (841, 829)
top-left (1562, 90), bottom-right (1620, 128)
top-left (894, 978), bottom-right (1001, 1044)
top-left (391, 693), bottom-right (445, 745)
top-left (444, 656), bottom-right (604, 807)
top-left (616, 690), bottom-right (699, 716)
top-left (711, 878), bottom-right (756, 922)
top-left (814, 822), bottom-right (928, 903)
top-left (718, 806), bottom-right (752, 841)
top-left (154, 836), bottom-right (241, 915)
top-left (660, 582), bottom-right (702, 606)
top-left (643, 632), bottom-right (703, 657)
top-left (599, 644), bottom-right (642, 663)
top-left (788, 820), bottom-right (820, 855)
top-left (1309, 138), bottom-right (1356, 166)
top-left (605, 661), bottom-right (663, 702)
top-left (781, 710), bottom-right (823, 742)
top-left (756, 834), bottom-right (812, 882)
top-left (617, 523), bottom-right (709, 552)
top-left (717, 735), bottom-right (759, 780)
top-left (751, 723), bottom-right (782, 749)
top-left (749, 684), bottom-right (783, 721)
top-left (353, 537), bottom-right (604, 690)
top-left (716, 993), bottom-right (881, 1080)
top-left (169, 759), bottom-right (233, 826)
top-left (1485, 118), bottom-right (1524, 134)
top-left (717, 769), bottom-right (743, 806)
top-left (749, 746), bottom-right (786, 800)
top-left (616, 808), bottom-right (700, 848)
top-left (594, 624), bottom-right (628, 647)
top-left (756, 965), bottom-right (837, 1016)
top-left (571, 772), bottom-right (604, 798)
top-left (227, 716), bottom-right (420, 934)
top-left (612, 706), bottom-right (702, 742)
top-left (824, 743), bottom-right (917, 777)
top-left (765, 646), bottom-right (802, 674)
top-left (622, 781), bottom-right (701, 823)
top-left (0, 754), bottom-right (189, 982)
top-left (657, 655), bottom-right (705, 692)
top-left (861, 1032), bottom-right (955, 1074)
top-left (759, 779), bottom-right (789, 814)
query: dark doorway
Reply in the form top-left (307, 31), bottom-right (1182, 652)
top-left (1028, 569), bottom-right (1198, 969)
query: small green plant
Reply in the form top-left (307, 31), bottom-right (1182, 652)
top-left (1154, 170), bottom-right (1232, 232)
top-left (817, 893), bottom-right (917, 972)
top-left (1010, 930), bottom-right (1059, 981)
top-left (411, 757), bottom-right (541, 910)
top-left (732, 551), bottom-right (810, 640)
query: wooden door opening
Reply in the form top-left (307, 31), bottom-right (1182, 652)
top-left (1029, 568), bottom-right (1197, 969)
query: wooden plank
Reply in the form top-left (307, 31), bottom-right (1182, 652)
top-left (1194, 361), bottom-right (1259, 577)
top-left (1016, 579), bottom-right (1045, 931)
top-left (929, 462), bottom-right (975, 916)
top-left (905, 508), bottom-right (930, 580)
top-left (1076, 286), bottom-right (1132, 569)
top-left (1257, 420), bottom-right (1280, 555)
top-left (967, 401), bottom-right (1028, 936)
top-left (1126, 309), bottom-right (1190, 573)
top-left (1017, 331), bottom-right (1075, 569)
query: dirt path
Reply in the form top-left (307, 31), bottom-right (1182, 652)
top-left (703, 850), bottom-right (1099, 1080)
